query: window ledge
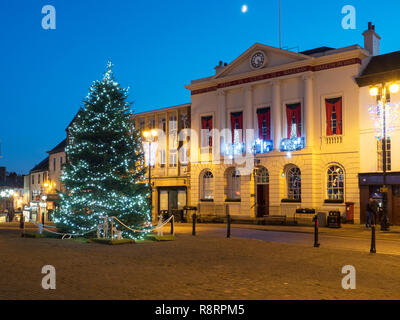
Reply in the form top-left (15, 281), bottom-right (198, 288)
top-left (225, 199), bottom-right (241, 203)
top-left (200, 199), bottom-right (214, 202)
top-left (281, 199), bottom-right (301, 203)
top-left (324, 199), bottom-right (344, 204)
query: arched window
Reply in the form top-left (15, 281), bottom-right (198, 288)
top-left (226, 168), bottom-right (241, 200)
top-left (327, 165), bottom-right (344, 200)
top-left (201, 170), bottom-right (214, 200)
top-left (287, 166), bottom-right (301, 200)
top-left (255, 167), bottom-right (269, 185)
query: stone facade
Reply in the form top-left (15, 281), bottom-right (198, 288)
top-left (186, 43), bottom-right (369, 224)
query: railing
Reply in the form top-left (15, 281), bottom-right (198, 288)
top-left (324, 135), bottom-right (343, 144)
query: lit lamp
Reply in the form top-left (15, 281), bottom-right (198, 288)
top-left (369, 82), bottom-right (399, 231)
top-left (142, 130), bottom-right (158, 213)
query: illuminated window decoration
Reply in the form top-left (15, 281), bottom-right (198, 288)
top-left (286, 103), bottom-right (301, 138)
top-left (325, 97), bottom-right (342, 136)
top-left (368, 102), bottom-right (400, 140)
top-left (287, 166), bottom-right (301, 200)
top-left (143, 141), bottom-right (158, 167)
top-left (201, 116), bottom-right (213, 148)
top-left (254, 138), bottom-right (273, 154)
top-left (222, 141), bottom-right (245, 159)
top-left (327, 165), bottom-right (344, 200)
top-left (280, 137), bottom-right (305, 152)
top-left (257, 108), bottom-right (271, 140)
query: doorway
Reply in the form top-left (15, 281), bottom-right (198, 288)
top-left (255, 167), bottom-right (269, 217)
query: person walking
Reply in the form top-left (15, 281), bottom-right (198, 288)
top-left (366, 196), bottom-right (378, 228)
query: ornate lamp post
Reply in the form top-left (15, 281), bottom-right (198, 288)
top-left (143, 130), bottom-right (158, 213)
top-left (369, 82), bottom-right (399, 231)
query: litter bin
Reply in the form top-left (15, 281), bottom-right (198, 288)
top-left (327, 211), bottom-right (341, 228)
top-left (317, 212), bottom-right (327, 227)
top-left (345, 202), bottom-right (354, 224)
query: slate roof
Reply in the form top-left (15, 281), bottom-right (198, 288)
top-left (47, 139), bottom-right (66, 155)
top-left (30, 157), bottom-right (49, 173)
top-left (356, 50), bottom-right (400, 87)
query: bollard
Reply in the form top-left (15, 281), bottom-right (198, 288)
top-left (314, 215), bottom-right (320, 248)
top-left (192, 213), bottom-right (196, 236)
top-left (20, 216), bottom-right (25, 237)
top-left (227, 214), bottom-right (231, 238)
top-left (370, 225), bottom-right (376, 254)
top-left (170, 216), bottom-right (174, 235)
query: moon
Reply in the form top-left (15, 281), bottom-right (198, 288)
top-left (241, 5), bottom-right (248, 13)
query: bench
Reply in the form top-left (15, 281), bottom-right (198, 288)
top-left (294, 209), bottom-right (316, 225)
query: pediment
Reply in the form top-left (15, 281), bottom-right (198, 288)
top-left (213, 43), bottom-right (311, 79)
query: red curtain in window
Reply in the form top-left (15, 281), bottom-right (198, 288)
top-left (231, 112), bottom-right (243, 143)
top-left (325, 97), bottom-right (342, 135)
top-left (335, 99), bottom-right (342, 135)
top-left (257, 108), bottom-right (271, 140)
top-left (201, 117), bottom-right (208, 130)
top-left (201, 116), bottom-right (213, 146)
top-left (207, 117), bottom-right (213, 146)
top-left (286, 103), bottom-right (301, 138)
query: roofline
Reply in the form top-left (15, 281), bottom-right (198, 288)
top-left (356, 69), bottom-right (400, 87)
top-left (131, 103), bottom-right (191, 117)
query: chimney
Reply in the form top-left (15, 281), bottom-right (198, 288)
top-left (362, 22), bottom-right (381, 56)
top-left (214, 61), bottom-right (226, 74)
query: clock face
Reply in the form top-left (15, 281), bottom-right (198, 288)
top-left (250, 51), bottom-right (266, 69)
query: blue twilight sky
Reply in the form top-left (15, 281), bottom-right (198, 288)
top-left (0, 0), bottom-right (399, 174)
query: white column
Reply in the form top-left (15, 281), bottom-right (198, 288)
top-left (217, 90), bottom-right (226, 159)
top-left (218, 90), bottom-right (226, 130)
top-left (272, 80), bottom-right (282, 151)
top-left (244, 85), bottom-right (253, 154)
top-left (303, 73), bottom-right (314, 149)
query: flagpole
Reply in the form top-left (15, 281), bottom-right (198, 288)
top-left (279, 0), bottom-right (282, 49)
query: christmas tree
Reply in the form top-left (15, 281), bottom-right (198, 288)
top-left (54, 62), bottom-right (151, 238)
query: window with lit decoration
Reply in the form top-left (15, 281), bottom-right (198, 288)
top-left (377, 138), bottom-right (391, 172)
top-left (327, 165), bottom-right (344, 201)
top-left (280, 103), bottom-right (304, 151)
top-left (201, 116), bottom-right (213, 149)
top-left (201, 170), bottom-right (214, 200)
top-left (169, 115), bottom-right (177, 167)
top-left (286, 166), bottom-right (301, 201)
top-left (222, 112), bottom-right (244, 157)
top-left (231, 112), bottom-right (243, 144)
top-left (325, 97), bottom-right (342, 136)
top-left (255, 108), bottom-right (273, 154)
top-left (226, 168), bottom-right (241, 201)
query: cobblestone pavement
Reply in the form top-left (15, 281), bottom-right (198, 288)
top-left (173, 223), bottom-right (400, 256)
top-left (1, 226), bottom-right (400, 300)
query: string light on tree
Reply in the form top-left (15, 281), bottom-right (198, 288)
top-left (53, 62), bottom-right (151, 239)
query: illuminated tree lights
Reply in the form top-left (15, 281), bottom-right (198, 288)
top-left (53, 62), bottom-right (151, 239)
top-left (368, 102), bottom-right (400, 140)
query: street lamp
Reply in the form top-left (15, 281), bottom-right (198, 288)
top-left (369, 82), bottom-right (399, 231)
top-left (143, 130), bottom-right (158, 213)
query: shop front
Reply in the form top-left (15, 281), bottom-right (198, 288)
top-left (359, 173), bottom-right (400, 225)
top-left (157, 187), bottom-right (187, 221)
